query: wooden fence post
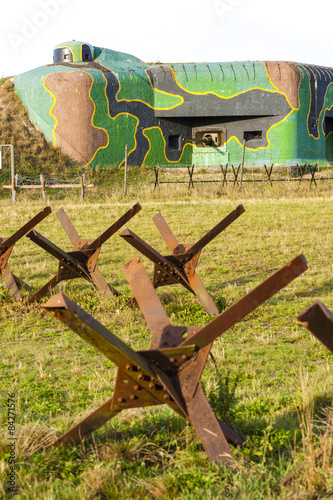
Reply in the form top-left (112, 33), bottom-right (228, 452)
top-left (40, 174), bottom-right (46, 202)
top-left (10, 145), bottom-right (15, 184)
top-left (80, 173), bottom-right (85, 201)
top-left (12, 173), bottom-right (18, 203)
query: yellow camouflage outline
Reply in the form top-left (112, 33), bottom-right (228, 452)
top-left (263, 62), bottom-right (301, 111)
top-left (144, 68), bottom-right (184, 109)
top-left (142, 126), bottom-right (194, 165)
top-left (143, 63), bottom-right (296, 155)
top-left (42, 78), bottom-right (57, 146)
top-left (148, 64), bottom-right (284, 103)
top-left (100, 72), bottom-right (139, 168)
top-left (84, 71), bottom-right (109, 166)
top-left (303, 66), bottom-right (319, 140)
top-left (43, 71), bottom-right (109, 166)
top-left (43, 59), bottom-right (304, 164)
top-left (96, 62), bottom-right (183, 110)
top-left (320, 84), bottom-right (333, 137)
top-left (54, 42), bottom-right (94, 63)
top-left (54, 43), bottom-right (75, 61)
top-left (224, 108), bottom-right (294, 151)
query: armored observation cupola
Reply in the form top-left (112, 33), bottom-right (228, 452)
top-left (53, 41), bottom-right (94, 63)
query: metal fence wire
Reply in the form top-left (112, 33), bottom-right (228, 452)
top-left (2, 173), bottom-right (94, 203)
top-left (151, 163), bottom-right (333, 189)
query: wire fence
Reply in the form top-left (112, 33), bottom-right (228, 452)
top-left (151, 163), bottom-right (333, 189)
top-left (2, 173), bottom-right (94, 203)
top-left (1, 142), bottom-right (333, 199)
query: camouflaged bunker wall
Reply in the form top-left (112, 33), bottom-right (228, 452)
top-left (13, 41), bottom-right (333, 168)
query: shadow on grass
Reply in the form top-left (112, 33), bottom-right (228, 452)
top-left (211, 267), bottom-right (278, 292)
top-left (294, 278), bottom-right (333, 299)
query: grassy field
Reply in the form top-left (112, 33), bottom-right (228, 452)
top-left (1, 180), bottom-right (333, 499)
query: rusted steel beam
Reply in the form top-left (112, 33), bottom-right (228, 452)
top-left (28, 274), bottom-right (63, 303)
top-left (55, 207), bottom-right (81, 248)
top-left (52, 397), bottom-right (120, 445)
top-left (185, 384), bottom-right (235, 465)
top-left (86, 203), bottom-right (142, 251)
top-left (182, 254), bottom-right (308, 349)
top-left (123, 255), bottom-right (178, 349)
top-left (280, 299), bottom-right (333, 486)
top-left (120, 228), bottom-right (193, 292)
top-left (42, 251), bottom-right (306, 466)
top-left (0, 206), bottom-right (51, 300)
top-left (153, 212), bottom-right (179, 253)
top-left (1, 265), bottom-right (23, 299)
top-left (297, 300), bottom-right (333, 353)
top-left (27, 204), bottom-right (141, 302)
top-left (185, 204), bottom-right (245, 257)
top-left (120, 205), bottom-right (245, 315)
top-left (43, 293), bottom-right (190, 412)
top-left (179, 254), bottom-right (307, 397)
top-left (1, 207), bottom-right (51, 250)
top-left (28, 230), bottom-right (90, 277)
top-left (43, 293), bottom-right (157, 377)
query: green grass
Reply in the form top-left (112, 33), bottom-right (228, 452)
top-left (1, 184), bottom-right (333, 499)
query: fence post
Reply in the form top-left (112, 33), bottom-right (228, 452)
top-left (153, 165), bottom-right (159, 189)
top-left (80, 173), bottom-right (85, 201)
top-left (12, 173), bottom-right (18, 203)
top-left (240, 140), bottom-right (246, 187)
top-left (40, 174), bottom-right (46, 202)
top-left (10, 145), bottom-right (15, 183)
top-left (188, 164), bottom-right (195, 189)
top-left (221, 163), bottom-right (228, 187)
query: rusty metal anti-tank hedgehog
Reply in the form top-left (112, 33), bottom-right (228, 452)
top-left (297, 300), bottom-right (333, 353)
top-left (42, 252), bottom-right (307, 466)
top-left (26, 203), bottom-right (141, 303)
top-left (120, 204), bottom-right (245, 315)
top-left (0, 206), bottom-right (51, 300)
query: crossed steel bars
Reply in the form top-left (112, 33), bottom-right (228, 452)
top-left (27, 203), bottom-right (141, 303)
top-left (42, 252), bottom-right (307, 466)
top-left (120, 204), bottom-right (245, 315)
top-left (0, 206), bottom-right (52, 300)
top-left (297, 300), bottom-right (333, 353)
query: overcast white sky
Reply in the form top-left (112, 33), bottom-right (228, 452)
top-left (1, 0), bottom-right (332, 77)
